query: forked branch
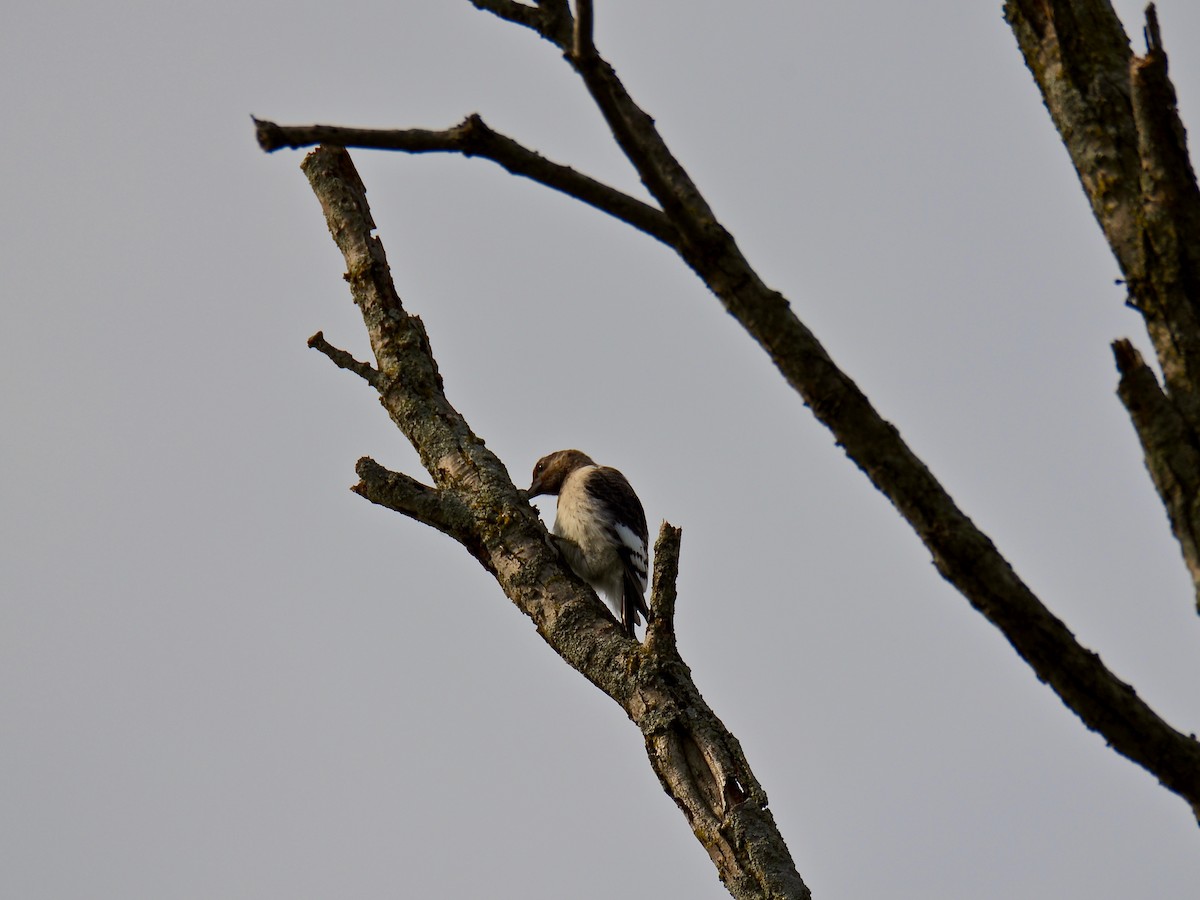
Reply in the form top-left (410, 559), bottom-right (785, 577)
top-left (464, 0), bottom-right (1200, 817)
top-left (300, 145), bottom-right (811, 900)
top-left (1008, 2), bottom-right (1200, 613)
top-left (262, 13), bottom-right (1200, 899)
top-left (255, 114), bottom-right (678, 246)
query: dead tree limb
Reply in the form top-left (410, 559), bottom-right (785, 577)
top-left (471, 0), bottom-right (1200, 818)
top-left (300, 145), bottom-right (812, 900)
top-left (1007, 1), bottom-right (1200, 612)
top-left (259, 0), bottom-right (1200, 828)
top-left (254, 114), bottom-right (679, 246)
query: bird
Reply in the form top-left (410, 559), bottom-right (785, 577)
top-left (527, 449), bottom-right (650, 637)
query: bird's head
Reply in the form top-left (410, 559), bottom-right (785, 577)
top-left (527, 449), bottom-right (596, 498)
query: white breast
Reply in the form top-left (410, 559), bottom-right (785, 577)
top-left (552, 466), bottom-right (626, 608)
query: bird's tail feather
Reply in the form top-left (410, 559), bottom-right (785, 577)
top-left (622, 570), bottom-right (651, 637)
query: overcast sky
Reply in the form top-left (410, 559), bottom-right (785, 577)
top-left (5, 2), bottom-right (1200, 898)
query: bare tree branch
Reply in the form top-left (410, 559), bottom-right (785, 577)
top-left (572, 0), bottom-right (594, 61)
top-left (1006, 1), bottom-right (1200, 614)
top-left (1113, 339), bottom-right (1200, 595)
top-left (351, 456), bottom-right (466, 546)
top-left (259, 9), bottom-right (1200, 894)
top-left (467, 0), bottom-right (544, 31)
top-left (254, 114), bottom-right (679, 246)
top-left (438, 0), bottom-right (1200, 817)
top-left (1128, 6), bottom-right (1200, 425)
top-left (307, 331), bottom-right (382, 386)
top-left (469, 0), bottom-right (572, 46)
top-left (300, 144), bottom-right (812, 899)
top-left (1004, 0), bottom-right (1143, 269)
top-left (644, 521), bottom-right (681, 655)
top-left (1004, 0), bottom-right (1200, 423)
top-left (270, 0), bottom-right (1200, 821)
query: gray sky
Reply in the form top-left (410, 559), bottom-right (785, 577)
top-left (4, 2), bottom-right (1200, 897)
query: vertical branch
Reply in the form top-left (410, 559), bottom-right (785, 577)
top-left (572, 0), bottom-right (594, 59)
top-left (1128, 4), bottom-right (1200, 426)
top-left (645, 521), bottom-right (682, 654)
top-left (1006, 2), bottom-right (1200, 610)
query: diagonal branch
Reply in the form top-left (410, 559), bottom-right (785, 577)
top-left (307, 331), bottom-right (382, 386)
top-left (352, 455), bottom-right (462, 541)
top-left (255, 114), bottom-right (678, 246)
top-left (472, 0), bottom-right (718, 241)
top-left (1003, 0), bottom-right (1143, 271)
top-left (300, 144), bottom-right (811, 900)
top-left (468, 0), bottom-right (544, 30)
top-left (261, 0), bottom-right (1200, 867)
top-left (469, 0), bottom-right (572, 46)
top-left (1113, 339), bottom-right (1200, 598)
top-left (459, 0), bottom-right (1200, 817)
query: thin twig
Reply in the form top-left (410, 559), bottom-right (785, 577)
top-left (1144, 2), bottom-right (1162, 52)
top-left (255, 115), bottom-right (678, 247)
top-left (307, 331), bottom-right (382, 386)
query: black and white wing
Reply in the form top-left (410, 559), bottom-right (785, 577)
top-left (585, 466), bottom-right (650, 633)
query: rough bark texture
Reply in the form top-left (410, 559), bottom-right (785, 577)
top-left (301, 145), bottom-right (811, 900)
top-left (1006, 1), bottom-right (1200, 612)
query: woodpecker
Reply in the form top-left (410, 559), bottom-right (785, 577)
top-left (527, 449), bottom-right (650, 637)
